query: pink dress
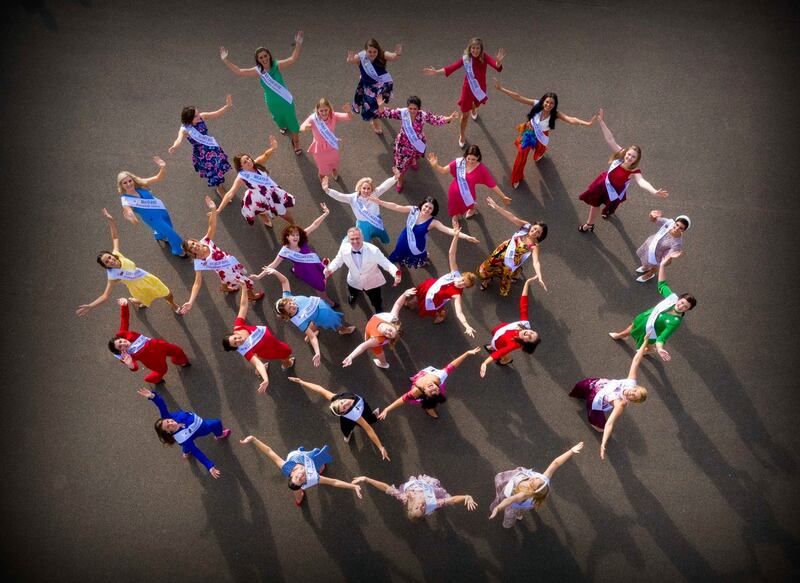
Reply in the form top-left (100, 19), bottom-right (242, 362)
top-left (300, 112), bottom-right (350, 175)
top-left (446, 160), bottom-right (497, 216)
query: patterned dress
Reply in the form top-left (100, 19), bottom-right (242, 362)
top-left (376, 108), bottom-right (449, 173)
top-left (477, 230), bottom-right (536, 297)
top-left (239, 169), bottom-right (295, 223)
top-left (489, 468), bottom-right (548, 528)
top-left (352, 58), bottom-right (394, 122)
top-left (636, 218), bottom-right (684, 269)
top-left (198, 237), bottom-right (253, 290)
top-left (186, 119), bottom-right (231, 187)
top-left (385, 475), bottom-right (451, 513)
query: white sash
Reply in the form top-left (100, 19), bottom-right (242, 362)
top-left (462, 55), bottom-right (486, 101)
top-left (259, 67), bottom-right (293, 103)
top-left (172, 414), bottom-right (204, 445)
top-left (290, 296), bottom-right (321, 328)
top-left (404, 208), bottom-right (424, 256)
top-left (407, 480), bottom-right (438, 515)
top-left (300, 454), bottom-right (319, 490)
top-left (340, 396), bottom-right (365, 422)
top-left (193, 255), bottom-right (239, 272)
top-left (455, 157), bottom-right (474, 208)
top-left (591, 379), bottom-right (633, 412)
top-left (239, 169), bottom-right (278, 190)
top-left (424, 271), bottom-right (459, 311)
top-left (503, 226), bottom-right (532, 271)
top-left (353, 197), bottom-right (384, 230)
top-left (647, 219), bottom-right (676, 266)
top-left (605, 159), bottom-right (631, 202)
top-left (358, 51), bottom-right (393, 85)
top-left (312, 113), bottom-right (340, 150)
top-left (183, 124), bottom-right (219, 148)
top-left (114, 334), bottom-right (150, 359)
top-left (120, 195), bottom-right (166, 211)
top-left (491, 321), bottom-right (530, 350)
top-left (107, 267), bottom-right (147, 281)
top-left (236, 326), bottom-right (266, 356)
top-left (530, 113), bottom-right (550, 146)
top-left (279, 246), bottom-right (321, 264)
top-left (400, 108), bottom-right (426, 154)
top-left (421, 365), bottom-right (448, 385)
top-left (503, 469), bottom-right (550, 509)
top-left (645, 293), bottom-right (680, 340)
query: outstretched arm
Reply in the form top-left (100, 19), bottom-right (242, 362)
top-left (277, 31), bottom-right (303, 70)
top-left (445, 495), bottom-right (478, 511)
top-left (287, 377), bottom-right (336, 401)
top-left (369, 195), bottom-right (412, 214)
top-left (254, 135), bottom-right (279, 165)
top-left (219, 46), bottom-right (258, 77)
top-left (493, 78), bottom-right (536, 105)
top-left (486, 196), bottom-right (527, 227)
top-left (429, 220), bottom-right (479, 243)
top-left (217, 175), bottom-right (244, 213)
top-left (306, 328), bottom-right (322, 368)
top-left (304, 203), bottom-right (330, 235)
top-left (448, 346), bottom-right (482, 369)
top-left (627, 339), bottom-right (649, 380)
top-left (557, 110), bottom-right (597, 127)
top-left (356, 418), bottom-right (390, 460)
top-left (600, 403), bottom-right (626, 460)
top-left (543, 442), bottom-right (584, 479)
top-left (489, 491), bottom-right (530, 518)
top-left (262, 267), bottom-right (292, 293)
top-left (140, 156), bottom-right (167, 185)
top-left (390, 288), bottom-right (416, 319)
top-left (318, 476), bottom-right (363, 498)
top-left (351, 476), bottom-right (391, 493)
top-left (102, 208), bottom-right (121, 254)
top-left (596, 109), bottom-right (622, 153)
top-left (452, 295), bottom-right (476, 338)
top-left (250, 355), bottom-right (271, 394)
top-left (200, 94), bottom-right (233, 120)
top-left (633, 173), bottom-right (668, 197)
top-left (448, 225), bottom-right (462, 272)
top-left (168, 127), bottom-right (186, 153)
top-left (236, 285), bottom-right (250, 320)
top-left (76, 280), bottom-right (114, 316)
top-left (377, 394), bottom-right (406, 420)
top-left (384, 43), bottom-right (402, 61)
top-left (239, 436), bottom-right (286, 469)
top-left (426, 152), bottom-right (451, 174)
top-left (203, 196), bottom-right (218, 240)
top-left (529, 246), bottom-right (547, 292)
top-left (342, 338), bottom-right (382, 367)
top-left (179, 271), bottom-right (205, 315)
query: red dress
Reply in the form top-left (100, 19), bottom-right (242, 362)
top-left (489, 295), bottom-right (530, 361)
top-left (234, 317), bottom-right (292, 362)
top-left (415, 277), bottom-right (462, 317)
top-left (115, 303), bottom-right (188, 384)
top-left (443, 54), bottom-right (503, 113)
top-left (579, 161), bottom-right (641, 216)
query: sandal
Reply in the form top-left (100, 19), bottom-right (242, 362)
top-left (424, 408), bottom-right (439, 419)
top-left (483, 344), bottom-right (493, 353)
top-left (433, 313), bottom-right (446, 324)
top-left (248, 291), bottom-right (265, 302)
top-left (294, 148), bottom-right (303, 156)
top-left (496, 358), bottom-right (513, 367)
top-left (479, 279), bottom-right (490, 291)
top-left (578, 223), bottom-right (595, 233)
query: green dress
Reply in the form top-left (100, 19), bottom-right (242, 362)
top-left (259, 63), bottom-right (300, 133)
top-left (630, 281), bottom-right (684, 347)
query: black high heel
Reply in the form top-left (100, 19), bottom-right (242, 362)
top-left (578, 223), bottom-right (595, 233)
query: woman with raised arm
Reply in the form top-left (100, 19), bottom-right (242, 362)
top-left (578, 109), bottom-right (668, 232)
top-left (342, 288), bottom-right (415, 369)
top-left (76, 209), bottom-right (180, 316)
top-left (109, 298), bottom-right (189, 383)
top-left (117, 156), bottom-right (186, 258)
top-left (179, 196), bottom-right (265, 315)
top-left (493, 78), bottom-right (596, 189)
top-left (222, 287), bottom-right (295, 394)
top-left (137, 387), bottom-right (231, 479)
top-left (477, 197), bottom-right (548, 297)
top-left (375, 94), bottom-right (459, 193)
top-left (346, 38), bottom-right (402, 135)
top-left (609, 255), bottom-right (696, 362)
top-left (216, 136), bottom-right (296, 228)
top-left (322, 171), bottom-right (397, 244)
top-left (633, 211), bottom-right (690, 283)
top-left (378, 347), bottom-right (481, 420)
top-left (405, 226), bottom-right (477, 333)
top-left (351, 474), bottom-right (477, 520)
top-left (300, 98), bottom-right (352, 182)
top-left (423, 38), bottom-right (505, 148)
top-left (220, 33), bottom-right (304, 155)
top-left (288, 377), bottom-right (390, 457)
top-left (570, 341), bottom-right (649, 459)
top-left (479, 277), bottom-right (541, 376)
top-left (427, 145), bottom-right (511, 221)
top-left (368, 194), bottom-right (479, 269)
top-left (262, 267), bottom-right (355, 367)
top-left (167, 96), bottom-right (233, 198)
top-left (264, 204), bottom-right (336, 306)
top-left (489, 442), bottom-right (583, 528)
top-left (239, 436), bottom-right (362, 507)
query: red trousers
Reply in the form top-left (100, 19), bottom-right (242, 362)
top-left (133, 340), bottom-right (189, 383)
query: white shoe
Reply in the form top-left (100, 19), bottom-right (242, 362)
top-left (373, 358), bottom-right (390, 369)
top-left (471, 110), bottom-right (478, 120)
top-left (512, 182), bottom-right (520, 189)
top-left (373, 407), bottom-right (380, 416)
top-left (343, 433), bottom-right (352, 443)
top-left (635, 266), bottom-right (647, 274)
top-left (458, 137), bottom-right (465, 149)
top-left (636, 273), bottom-right (655, 283)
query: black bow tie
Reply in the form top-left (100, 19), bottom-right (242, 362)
top-left (352, 250), bottom-right (362, 254)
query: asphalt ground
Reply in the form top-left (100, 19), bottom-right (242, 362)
top-left (2, 0), bottom-right (799, 580)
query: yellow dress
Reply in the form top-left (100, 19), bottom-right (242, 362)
top-left (109, 253), bottom-right (170, 306)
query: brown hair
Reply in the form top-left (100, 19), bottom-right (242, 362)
top-left (464, 37), bottom-right (485, 62)
top-left (154, 419), bottom-right (176, 446)
top-left (461, 272), bottom-right (477, 288)
top-left (610, 145), bottom-right (642, 169)
top-left (364, 38), bottom-right (387, 69)
top-left (232, 153), bottom-right (267, 173)
top-left (281, 224), bottom-right (308, 247)
top-left (254, 47), bottom-right (273, 71)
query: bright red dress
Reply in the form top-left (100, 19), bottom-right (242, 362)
top-left (443, 54), bottom-right (503, 112)
top-left (415, 278), bottom-right (462, 317)
top-left (579, 161), bottom-right (641, 216)
top-left (115, 303), bottom-right (188, 383)
top-left (233, 317), bottom-right (292, 362)
top-left (489, 295), bottom-right (530, 361)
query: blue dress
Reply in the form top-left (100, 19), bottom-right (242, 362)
top-left (352, 60), bottom-right (394, 122)
top-left (123, 188), bottom-right (184, 256)
top-left (357, 219), bottom-right (391, 245)
top-left (187, 119), bottom-right (231, 187)
top-left (283, 291), bottom-right (343, 332)
top-left (280, 445), bottom-right (333, 477)
top-left (149, 392), bottom-right (223, 470)
top-left (389, 217), bottom-right (433, 268)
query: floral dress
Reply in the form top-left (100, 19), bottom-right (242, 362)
top-left (186, 119), bottom-right (231, 187)
top-left (376, 108), bottom-right (449, 173)
top-left (352, 58), bottom-right (394, 122)
top-left (386, 475), bottom-right (451, 513)
top-left (239, 169), bottom-right (295, 223)
top-left (197, 237), bottom-right (253, 290)
top-left (478, 231), bottom-right (536, 297)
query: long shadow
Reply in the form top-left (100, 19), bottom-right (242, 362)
top-left (474, 116), bottom-right (513, 179)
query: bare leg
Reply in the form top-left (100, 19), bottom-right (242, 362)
top-left (459, 115), bottom-right (469, 144)
top-left (586, 206), bottom-right (601, 226)
top-left (433, 310), bottom-right (446, 324)
top-left (373, 352), bottom-right (389, 367)
top-left (609, 324), bottom-right (632, 340)
top-left (258, 213), bottom-right (273, 228)
top-left (319, 290), bottom-right (335, 306)
top-left (215, 184), bottom-right (226, 198)
top-left (291, 133), bottom-right (301, 153)
top-left (370, 119), bottom-right (383, 134)
top-left (164, 293), bottom-right (180, 312)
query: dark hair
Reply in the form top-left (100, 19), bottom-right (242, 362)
top-left (679, 293), bottom-right (697, 310)
top-left (108, 337), bottom-right (122, 355)
top-left (233, 153), bottom-right (267, 174)
top-left (281, 224), bottom-right (308, 247)
top-left (254, 47), bottom-right (273, 72)
top-left (221, 335), bottom-right (236, 352)
top-left (417, 196), bottom-right (439, 217)
top-left (364, 38), bottom-right (387, 69)
top-left (97, 250), bottom-right (117, 268)
top-left (420, 394), bottom-right (447, 410)
top-left (676, 217), bottom-right (690, 230)
top-left (532, 221), bottom-right (548, 243)
top-left (527, 93), bottom-right (559, 130)
top-left (288, 479), bottom-right (301, 491)
top-left (463, 144), bottom-right (482, 162)
top-left (514, 335), bottom-right (541, 354)
top-left (155, 419), bottom-right (176, 445)
top-left (180, 106), bottom-right (197, 126)
top-left (406, 95), bottom-right (422, 108)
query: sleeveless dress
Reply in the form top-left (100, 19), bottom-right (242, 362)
top-left (108, 253), bottom-right (170, 306)
top-left (414, 278), bottom-right (462, 317)
top-left (389, 216), bottom-right (433, 268)
top-left (186, 119), bottom-right (231, 187)
top-left (259, 62), bottom-right (300, 133)
top-left (286, 243), bottom-right (327, 293)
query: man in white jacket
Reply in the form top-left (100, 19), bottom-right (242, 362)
top-left (324, 227), bottom-right (401, 312)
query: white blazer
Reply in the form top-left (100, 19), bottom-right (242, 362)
top-left (327, 240), bottom-right (399, 290)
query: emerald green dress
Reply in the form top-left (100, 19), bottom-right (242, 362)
top-left (630, 281), bottom-right (684, 347)
top-left (259, 62), bottom-right (300, 133)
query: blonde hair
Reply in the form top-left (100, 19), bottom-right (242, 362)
top-left (275, 297), bottom-right (294, 320)
top-left (116, 171), bottom-right (146, 194)
top-left (610, 145), bottom-right (642, 169)
top-left (314, 97), bottom-right (333, 115)
top-left (464, 37), bottom-right (485, 62)
top-left (355, 177), bottom-right (374, 194)
top-left (632, 386), bottom-right (648, 403)
top-left (461, 272), bottom-right (477, 288)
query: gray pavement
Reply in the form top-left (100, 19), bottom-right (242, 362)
top-left (2, 0), bottom-right (799, 580)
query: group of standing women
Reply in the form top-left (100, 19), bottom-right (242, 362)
top-left (76, 31), bottom-right (698, 531)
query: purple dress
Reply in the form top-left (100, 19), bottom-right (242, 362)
top-left (187, 119), bottom-right (231, 187)
top-left (288, 243), bottom-right (326, 293)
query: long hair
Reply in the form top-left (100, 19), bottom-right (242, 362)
top-left (154, 419), bottom-right (176, 445)
top-left (513, 334), bottom-right (541, 354)
top-left (116, 171), bottom-right (146, 194)
top-left (254, 47), bottom-right (273, 72)
top-left (281, 224), bottom-right (309, 247)
top-left (463, 37), bottom-right (485, 62)
top-left (233, 153), bottom-right (267, 173)
top-left (526, 93), bottom-right (559, 130)
top-left (610, 145), bottom-right (642, 169)
top-left (364, 38), bottom-right (387, 69)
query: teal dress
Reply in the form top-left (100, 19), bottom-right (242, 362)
top-left (259, 63), bottom-right (300, 133)
top-left (630, 281), bottom-right (684, 346)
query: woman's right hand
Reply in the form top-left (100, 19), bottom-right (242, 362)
top-left (351, 476), bottom-right (367, 485)
top-left (219, 46), bottom-right (228, 60)
top-left (571, 442), bottom-right (585, 454)
top-left (488, 507), bottom-right (499, 520)
top-left (479, 362), bottom-right (488, 378)
top-left (464, 496), bottom-right (478, 511)
top-left (239, 436), bottom-right (256, 445)
top-left (102, 208), bottom-right (113, 220)
top-left (422, 66), bottom-right (437, 76)
top-left (341, 356), bottom-right (353, 367)
top-left (377, 409), bottom-right (389, 421)
top-left (75, 304), bottom-right (92, 317)
top-left (493, 77), bottom-right (502, 91)
top-left (179, 301), bottom-right (193, 315)
top-left (136, 387), bottom-right (154, 399)
top-left (426, 152), bottom-right (438, 166)
top-left (486, 196), bottom-right (498, 209)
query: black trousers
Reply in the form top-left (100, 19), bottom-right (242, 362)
top-left (339, 401), bottom-right (379, 437)
top-left (348, 284), bottom-right (383, 313)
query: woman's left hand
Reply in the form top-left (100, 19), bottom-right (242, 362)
top-left (379, 446), bottom-right (391, 461)
top-left (464, 496), bottom-right (478, 511)
top-left (152, 155), bottom-right (166, 167)
top-left (136, 387), bottom-right (154, 399)
top-left (657, 348), bottom-right (671, 362)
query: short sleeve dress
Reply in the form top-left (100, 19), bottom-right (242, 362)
top-left (108, 253), bottom-right (170, 306)
top-left (446, 160), bottom-right (497, 217)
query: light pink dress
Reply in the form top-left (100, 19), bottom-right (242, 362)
top-left (301, 112), bottom-right (350, 175)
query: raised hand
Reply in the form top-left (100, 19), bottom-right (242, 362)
top-left (379, 446), bottom-right (390, 461)
top-left (117, 297), bottom-right (129, 306)
top-left (209, 467), bottom-right (221, 479)
top-left (269, 135), bottom-right (278, 150)
top-left (225, 94), bottom-right (233, 107)
top-left (449, 111), bottom-right (461, 122)
top-left (489, 507), bottom-right (499, 520)
top-left (346, 50), bottom-right (356, 61)
top-left (137, 387), bottom-right (154, 399)
top-left (486, 196), bottom-right (498, 209)
top-left (351, 476), bottom-right (367, 485)
top-left (320, 202), bottom-right (329, 214)
top-left (377, 409), bottom-right (388, 421)
top-left (393, 43), bottom-right (402, 56)
top-left (596, 108), bottom-right (605, 122)
top-left (493, 77), bottom-right (502, 91)
top-left (376, 94), bottom-right (385, 108)
top-left (204, 195), bottom-right (216, 211)
top-left (321, 176), bottom-right (329, 191)
top-left (654, 188), bottom-right (669, 198)
top-left (341, 356), bottom-right (353, 367)
top-left (657, 347), bottom-right (672, 362)
top-left (465, 235), bottom-right (480, 244)
top-left (464, 496), bottom-right (478, 511)
top-left (571, 442), bottom-right (585, 454)
top-left (464, 324), bottom-right (476, 338)
top-left (294, 31), bottom-right (304, 45)
top-left (179, 301), bottom-right (193, 315)
top-left (426, 152), bottom-right (438, 166)
top-left (468, 346), bottom-right (482, 356)
top-left (479, 362), bottom-right (488, 378)
top-left (120, 353), bottom-right (135, 367)
top-left (219, 46), bottom-right (228, 60)
top-left (495, 48), bottom-right (507, 63)
top-left (153, 155), bottom-right (166, 167)
top-left (75, 304), bottom-right (92, 317)
top-left (312, 353), bottom-right (321, 367)
top-left (404, 288), bottom-right (417, 298)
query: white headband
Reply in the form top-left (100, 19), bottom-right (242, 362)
top-left (675, 215), bottom-right (691, 230)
